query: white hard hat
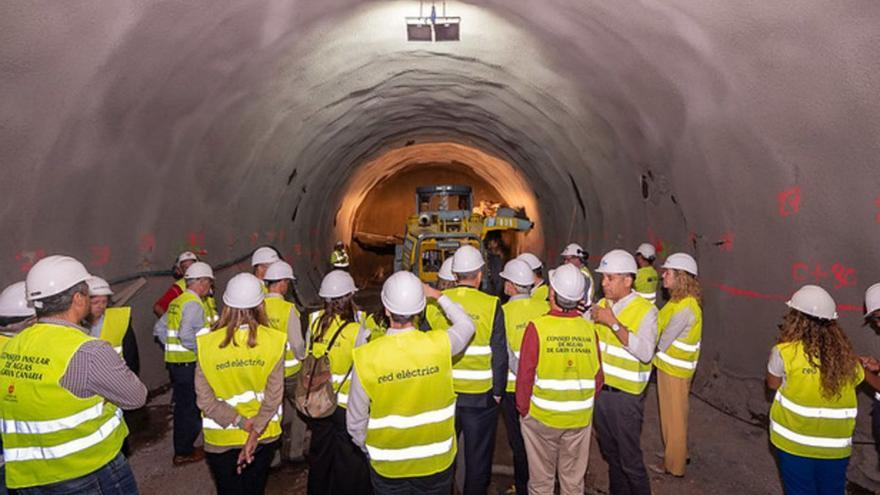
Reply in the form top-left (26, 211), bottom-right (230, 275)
top-left (318, 270), bottom-right (357, 299)
top-left (381, 271), bottom-right (426, 316)
top-left (184, 261), bottom-right (214, 280)
top-left (549, 264), bottom-right (586, 301)
top-left (0, 282), bottom-right (35, 317)
top-left (787, 285), bottom-right (838, 320)
top-left (595, 249), bottom-right (638, 275)
top-left (25, 255), bottom-right (91, 302)
top-left (516, 253), bottom-right (543, 271)
top-left (636, 243), bottom-right (656, 259)
top-left (560, 243), bottom-right (585, 257)
top-left (500, 259), bottom-right (535, 287)
top-left (265, 260), bottom-right (296, 281)
top-left (452, 245), bottom-right (484, 273)
top-left (176, 251), bottom-right (198, 266)
top-left (662, 253), bottom-right (698, 277)
top-left (223, 273), bottom-right (265, 309)
top-left (251, 246), bottom-right (280, 266)
top-left (438, 258), bottom-right (455, 282)
top-left (865, 282), bottom-right (880, 316)
top-left (86, 276), bottom-right (114, 296)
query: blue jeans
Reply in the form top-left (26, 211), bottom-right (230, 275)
top-left (776, 448), bottom-right (848, 495)
top-left (16, 452), bottom-right (139, 495)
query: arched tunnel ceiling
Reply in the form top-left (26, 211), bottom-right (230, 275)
top-left (2, 1), bottom-right (880, 414)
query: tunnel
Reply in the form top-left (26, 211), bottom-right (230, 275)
top-left (2, 0), bottom-right (879, 492)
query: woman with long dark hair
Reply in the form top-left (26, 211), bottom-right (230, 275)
top-left (195, 273), bottom-right (286, 495)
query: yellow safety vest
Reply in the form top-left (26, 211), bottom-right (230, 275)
top-left (425, 301), bottom-right (446, 332)
top-left (308, 311), bottom-right (360, 408)
top-left (165, 291), bottom-right (210, 364)
top-left (433, 287), bottom-right (498, 394)
top-left (264, 295), bottom-right (302, 378)
top-left (0, 323), bottom-right (128, 488)
top-left (177, 278), bottom-right (220, 325)
top-left (503, 296), bottom-right (549, 392)
top-left (595, 296), bottom-right (655, 394)
top-left (353, 330), bottom-right (456, 478)
top-left (531, 283), bottom-right (549, 304)
top-left (98, 307), bottom-right (130, 356)
top-left (653, 297), bottom-right (702, 379)
top-left (769, 342), bottom-right (863, 459)
top-left (634, 266), bottom-right (659, 303)
top-left (529, 315), bottom-right (600, 429)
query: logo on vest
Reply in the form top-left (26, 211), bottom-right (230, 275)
top-left (377, 365), bottom-right (441, 384)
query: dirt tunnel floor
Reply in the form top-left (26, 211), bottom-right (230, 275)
top-left (127, 383), bottom-right (871, 494)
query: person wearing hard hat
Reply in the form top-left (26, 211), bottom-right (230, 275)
top-left (427, 244), bottom-right (507, 495)
top-left (252, 246), bottom-right (282, 296)
top-left (153, 251), bottom-right (200, 317)
top-left (516, 264), bottom-right (602, 495)
top-left (0, 256), bottom-right (146, 493)
top-left (766, 285), bottom-right (873, 495)
top-left (561, 243), bottom-right (595, 304)
top-left (86, 276), bottom-right (139, 374)
top-left (262, 260), bottom-right (308, 463)
top-left (195, 273), bottom-right (286, 495)
top-left (633, 243), bottom-right (659, 303)
top-left (588, 249), bottom-right (658, 495)
top-left (329, 241), bottom-right (351, 271)
top-left (304, 270), bottom-right (371, 495)
top-left (499, 259), bottom-right (550, 495)
top-left (0, 281), bottom-right (36, 345)
top-left (517, 252), bottom-right (548, 303)
top-left (861, 283), bottom-right (880, 462)
top-left (345, 271), bottom-right (475, 493)
top-left (649, 254), bottom-right (701, 478)
top-left (153, 261), bottom-right (216, 466)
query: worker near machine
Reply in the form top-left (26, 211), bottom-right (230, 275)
top-left (86, 276), bottom-right (140, 375)
top-left (346, 271), bottom-right (475, 494)
top-left (767, 285), bottom-right (872, 495)
top-left (305, 270), bottom-right (371, 495)
top-left (429, 244), bottom-right (507, 495)
top-left (262, 260), bottom-right (308, 463)
top-left (330, 241), bottom-right (351, 270)
top-left (650, 254), bottom-right (701, 477)
top-left (516, 252), bottom-right (547, 303)
top-left (633, 243), bottom-right (659, 303)
top-left (863, 283), bottom-right (880, 461)
top-left (485, 234), bottom-right (506, 297)
top-left (252, 246), bottom-right (282, 291)
top-left (153, 250), bottom-right (199, 317)
top-left (517, 264), bottom-right (602, 495)
top-left (561, 243), bottom-right (594, 304)
top-left (154, 261), bottom-right (215, 466)
top-left (0, 256), bottom-right (146, 493)
top-left (195, 273), bottom-right (285, 495)
top-left (589, 249), bottom-right (658, 495)
top-left (499, 259), bottom-right (549, 495)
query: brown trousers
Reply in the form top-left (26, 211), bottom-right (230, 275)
top-left (520, 415), bottom-right (591, 495)
top-left (657, 369), bottom-right (691, 476)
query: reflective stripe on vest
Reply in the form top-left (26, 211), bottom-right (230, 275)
top-left (197, 326), bottom-right (286, 447)
top-left (594, 296), bottom-right (655, 395)
top-left (503, 296), bottom-right (550, 392)
top-left (354, 329), bottom-right (457, 478)
top-left (165, 291), bottom-right (209, 363)
top-left (0, 323), bottom-right (128, 488)
top-left (768, 341), bottom-right (862, 459)
top-left (439, 287), bottom-right (498, 394)
top-left (98, 307), bottom-right (130, 356)
top-left (307, 312), bottom-right (359, 409)
top-left (264, 296), bottom-right (303, 377)
top-left (653, 297), bottom-right (702, 379)
top-left (529, 315), bottom-right (600, 429)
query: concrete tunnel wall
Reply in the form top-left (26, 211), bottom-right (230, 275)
top-left (2, 0), bottom-right (880, 477)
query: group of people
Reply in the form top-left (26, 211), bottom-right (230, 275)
top-left (0, 238), bottom-right (877, 495)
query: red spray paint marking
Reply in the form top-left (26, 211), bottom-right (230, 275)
top-left (293, 243), bottom-right (303, 256)
top-left (249, 233), bottom-right (259, 247)
top-left (791, 261), bottom-right (856, 289)
top-left (777, 186), bottom-right (801, 217)
top-left (837, 304), bottom-right (863, 313)
top-left (715, 231), bottom-right (735, 252)
top-left (875, 196), bottom-right (880, 224)
top-left (707, 281), bottom-right (861, 312)
top-left (90, 245), bottom-right (110, 267)
top-left (138, 234), bottom-right (155, 254)
top-left (187, 232), bottom-right (205, 249)
top-left (15, 249), bottom-right (45, 273)
top-left (830, 262), bottom-right (857, 289)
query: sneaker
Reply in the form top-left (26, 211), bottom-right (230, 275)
top-left (173, 447), bottom-right (205, 466)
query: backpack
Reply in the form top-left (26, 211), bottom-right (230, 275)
top-left (292, 323), bottom-right (351, 419)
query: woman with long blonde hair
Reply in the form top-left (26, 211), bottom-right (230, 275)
top-left (195, 273), bottom-right (286, 495)
top-left (766, 285), bottom-right (864, 494)
top-left (651, 253), bottom-right (702, 478)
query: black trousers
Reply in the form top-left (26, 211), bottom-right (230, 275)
top-left (205, 441), bottom-right (278, 495)
top-left (593, 387), bottom-right (651, 495)
top-left (370, 465), bottom-right (454, 495)
top-left (168, 363), bottom-right (201, 456)
top-left (500, 392), bottom-right (528, 495)
top-left (872, 397), bottom-right (880, 458)
top-left (455, 404), bottom-right (499, 495)
top-left (305, 407), bottom-right (372, 495)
